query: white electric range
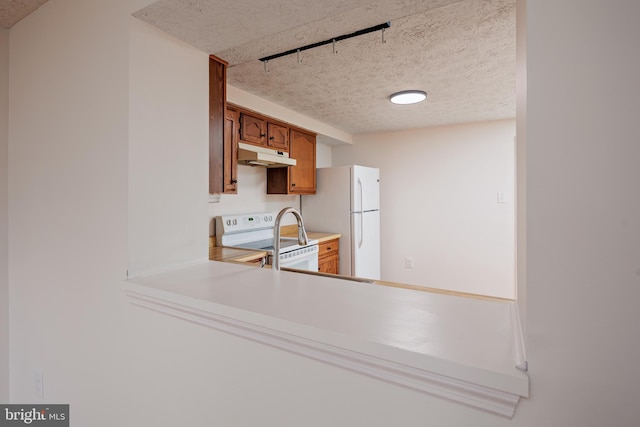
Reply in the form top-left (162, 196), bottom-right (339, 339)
top-left (215, 212), bottom-right (319, 271)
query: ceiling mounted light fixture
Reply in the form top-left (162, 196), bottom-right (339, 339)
top-left (259, 22), bottom-right (391, 63)
top-left (390, 90), bottom-right (427, 105)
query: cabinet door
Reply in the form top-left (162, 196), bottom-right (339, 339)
top-left (318, 257), bottom-right (338, 274)
top-left (318, 238), bottom-right (339, 274)
top-left (240, 112), bottom-right (266, 146)
top-left (209, 55), bottom-right (227, 194)
top-left (223, 109), bottom-right (238, 194)
top-left (288, 129), bottom-right (316, 194)
top-left (267, 122), bottom-right (289, 151)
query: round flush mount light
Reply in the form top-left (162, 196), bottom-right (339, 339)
top-left (389, 90), bottom-right (427, 105)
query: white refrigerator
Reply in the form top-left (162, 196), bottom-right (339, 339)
top-left (301, 165), bottom-right (380, 280)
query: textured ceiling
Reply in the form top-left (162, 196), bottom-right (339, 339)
top-left (0, 0), bottom-right (49, 29)
top-left (2, 0), bottom-right (516, 135)
top-left (227, 0), bottom-right (516, 134)
top-left (136, 0), bottom-right (517, 135)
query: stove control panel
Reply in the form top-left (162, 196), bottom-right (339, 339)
top-left (215, 212), bottom-right (276, 235)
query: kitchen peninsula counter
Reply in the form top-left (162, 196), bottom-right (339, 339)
top-left (123, 259), bottom-right (528, 418)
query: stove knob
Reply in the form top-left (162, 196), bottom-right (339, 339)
top-left (233, 219), bottom-right (237, 225)
top-left (226, 220), bottom-right (231, 226)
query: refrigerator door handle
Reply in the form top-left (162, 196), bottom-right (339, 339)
top-left (356, 177), bottom-right (365, 248)
top-left (357, 177), bottom-right (363, 213)
top-left (358, 213), bottom-right (364, 248)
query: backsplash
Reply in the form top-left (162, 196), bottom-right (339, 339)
top-left (209, 164), bottom-right (300, 236)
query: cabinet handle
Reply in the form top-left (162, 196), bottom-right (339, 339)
top-left (269, 136), bottom-right (274, 140)
top-left (231, 179), bottom-right (238, 184)
top-left (260, 133), bottom-right (266, 138)
top-left (326, 247), bottom-right (332, 250)
top-left (291, 183), bottom-right (296, 187)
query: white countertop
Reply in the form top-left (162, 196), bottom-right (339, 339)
top-left (123, 260), bottom-right (528, 417)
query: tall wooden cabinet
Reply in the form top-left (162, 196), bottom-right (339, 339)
top-left (209, 54), bottom-right (237, 194)
top-left (223, 107), bottom-right (238, 193)
top-left (267, 128), bottom-right (316, 194)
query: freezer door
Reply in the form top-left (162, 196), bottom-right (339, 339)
top-left (351, 210), bottom-right (381, 280)
top-left (351, 165), bottom-right (380, 212)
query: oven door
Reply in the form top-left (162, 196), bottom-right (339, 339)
top-left (275, 245), bottom-right (319, 272)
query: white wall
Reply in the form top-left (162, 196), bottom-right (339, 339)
top-left (316, 142), bottom-right (333, 168)
top-left (523, 0), bottom-right (640, 424)
top-left (515, 0), bottom-right (527, 320)
top-left (128, 18), bottom-right (209, 275)
top-left (7, 0), bottom-right (139, 423)
top-left (6, 0), bottom-right (640, 426)
top-left (333, 121), bottom-right (516, 299)
top-left (0, 27), bottom-right (9, 402)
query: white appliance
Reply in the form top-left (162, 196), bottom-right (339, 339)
top-left (301, 165), bottom-right (380, 280)
top-left (237, 143), bottom-right (296, 167)
top-left (215, 212), bottom-right (319, 271)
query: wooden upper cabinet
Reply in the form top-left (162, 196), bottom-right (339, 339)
top-left (239, 112), bottom-right (266, 146)
top-left (238, 109), bottom-right (290, 153)
top-left (267, 122), bottom-right (289, 151)
top-left (267, 128), bottom-right (316, 195)
top-left (209, 55), bottom-right (227, 194)
top-left (288, 129), bottom-right (316, 193)
top-left (230, 103), bottom-right (314, 195)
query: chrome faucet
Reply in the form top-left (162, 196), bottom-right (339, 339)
top-left (273, 207), bottom-right (309, 270)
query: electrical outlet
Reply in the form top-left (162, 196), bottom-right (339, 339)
top-left (405, 257), bottom-right (414, 268)
top-left (34, 368), bottom-right (44, 399)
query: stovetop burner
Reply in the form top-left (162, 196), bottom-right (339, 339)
top-left (224, 237), bottom-right (310, 254)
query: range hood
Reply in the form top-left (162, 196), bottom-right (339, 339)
top-left (237, 142), bottom-right (296, 168)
